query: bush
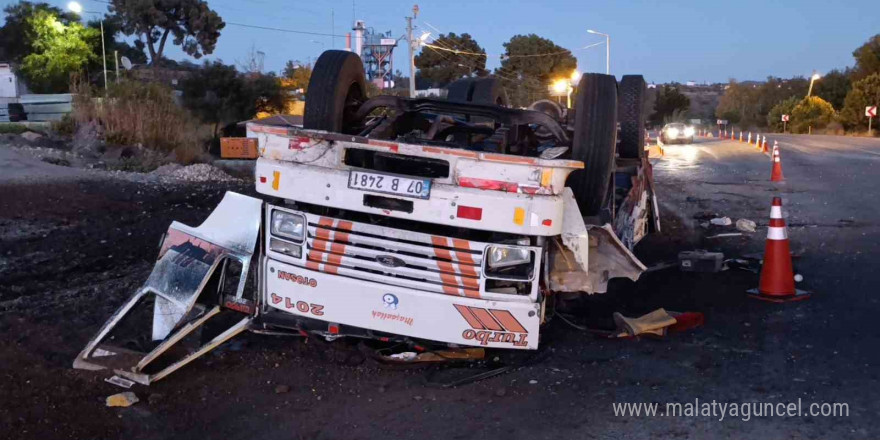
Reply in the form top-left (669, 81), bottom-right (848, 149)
top-left (72, 79), bottom-right (209, 163)
top-left (0, 123), bottom-right (29, 134)
top-left (767, 96), bottom-right (799, 132)
top-left (839, 73), bottom-right (880, 131)
top-left (790, 96), bottom-right (835, 133)
top-left (50, 114), bottom-right (76, 137)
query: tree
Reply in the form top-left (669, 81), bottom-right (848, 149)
top-left (495, 34), bottom-right (577, 107)
top-left (281, 60), bottom-right (312, 94)
top-left (109, 0), bottom-right (225, 65)
top-left (814, 69), bottom-right (851, 110)
top-left (839, 73), bottom-right (880, 131)
top-left (0, 1), bottom-right (79, 62)
top-left (790, 96), bottom-right (835, 133)
top-left (414, 33), bottom-right (486, 87)
top-left (181, 61), bottom-right (285, 137)
top-left (851, 34), bottom-right (880, 81)
top-left (16, 7), bottom-right (99, 92)
top-left (767, 96), bottom-right (799, 132)
top-left (650, 85), bottom-right (690, 126)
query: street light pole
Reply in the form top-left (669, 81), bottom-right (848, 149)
top-left (100, 18), bottom-right (107, 90)
top-left (807, 72), bottom-right (821, 97)
top-left (587, 29), bottom-right (609, 75)
top-left (68, 2), bottom-right (107, 91)
top-left (405, 5), bottom-right (419, 99)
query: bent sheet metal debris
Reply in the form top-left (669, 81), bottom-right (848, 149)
top-left (73, 192), bottom-right (262, 385)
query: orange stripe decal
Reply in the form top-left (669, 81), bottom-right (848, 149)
top-left (454, 305), bottom-right (485, 329)
top-left (469, 308), bottom-right (504, 331)
top-left (462, 289), bottom-right (481, 299)
top-left (451, 239), bottom-right (474, 263)
top-left (489, 309), bottom-right (527, 333)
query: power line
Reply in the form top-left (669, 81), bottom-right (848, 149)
top-left (225, 22), bottom-right (347, 38)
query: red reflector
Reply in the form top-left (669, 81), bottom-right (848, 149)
top-left (542, 219), bottom-right (552, 226)
top-left (456, 205), bottom-right (483, 221)
top-left (259, 176), bottom-right (267, 183)
top-left (328, 324), bottom-right (340, 335)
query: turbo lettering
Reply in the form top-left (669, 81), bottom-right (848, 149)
top-left (462, 329), bottom-right (529, 347)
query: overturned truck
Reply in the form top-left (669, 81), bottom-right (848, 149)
top-left (74, 51), bottom-right (659, 384)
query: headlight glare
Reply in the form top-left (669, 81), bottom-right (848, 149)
top-left (667, 127), bottom-right (679, 138)
top-left (684, 126), bottom-right (695, 136)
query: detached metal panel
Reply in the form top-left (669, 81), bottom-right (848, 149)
top-left (19, 94), bottom-right (73, 121)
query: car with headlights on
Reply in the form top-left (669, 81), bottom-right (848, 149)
top-left (660, 122), bottom-right (694, 144)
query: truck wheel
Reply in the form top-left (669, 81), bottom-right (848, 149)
top-left (471, 77), bottom-right (509, 107)
top-left (446, 78), bottom-right (477, 102)
top-left (566, 73), bottom-right (618, 217)
top-left (617, 75), bottom-right (647, 158)
top-left (303, 50), bottom-right (367, 134)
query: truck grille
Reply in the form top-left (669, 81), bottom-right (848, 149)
top-left (302, 213), bottom-right (483, 298)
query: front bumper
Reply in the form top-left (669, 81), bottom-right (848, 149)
top-left (263, 257), bottom-right (541, 349)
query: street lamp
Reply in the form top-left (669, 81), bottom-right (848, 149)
top-left (587, 29), bottom-right (609, 75)
top-left (806, 72), bottom-right (822, 134)
top-left (807, 72), bottom-right (821, 97)
top-left (68, 1), bottom-right (107, 91)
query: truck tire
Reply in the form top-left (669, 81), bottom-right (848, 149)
top-left (303, 50), bottom-right (367, 134)
top-left (446, 78), bottom-right (477, 102)
top-left (470, 77), bottom-right (509, 107)
top-left (617, 75), bottom-right (647, 158)
top-left (566, 73), bottom-right (618, 217)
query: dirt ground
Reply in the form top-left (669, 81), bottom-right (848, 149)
top-left (1, 136), bottom-right (878, 439)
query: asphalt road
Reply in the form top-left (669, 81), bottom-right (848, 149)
top-left (3, 133), bottom-right (880, 440)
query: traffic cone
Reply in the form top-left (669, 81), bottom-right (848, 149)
top-left (770, 140), bottom-right (778, 161)
top-left (755, 133), bottom-right (761, 149)
top-left (739, 131), bottom-right (743, 142)
top-left (730, 130), bottom-right (734, 140)
top-left (748, 197), bottom-right (810, 302)
top-left (747, 132), bottom-right (752, 145)
top-left (762, 136), bottom-right (768, 153)
top-left (770, 145), bottom-right (784, 182)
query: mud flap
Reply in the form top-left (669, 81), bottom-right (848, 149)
top-left (73, 192), bottom-right (262, 385)
top-left (549, 188), bottom-right (646, 294)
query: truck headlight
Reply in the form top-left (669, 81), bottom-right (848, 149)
top-left (684, 126), bottom-right (695, 136)
top-left (485, 246), bottom-right (535, 280)
top-left (271, 210), bottom-right (305, 243)
top-left (270, 238), bottom-right (302, 258)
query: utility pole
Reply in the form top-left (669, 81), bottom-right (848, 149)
top-left (406, 5), bottom-right (419, 98)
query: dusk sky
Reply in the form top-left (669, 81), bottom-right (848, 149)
top-left (6, 0), bottom-right (879, 84)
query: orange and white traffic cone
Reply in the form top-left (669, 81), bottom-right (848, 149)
top-left (770, 144), bottom-right (784, 181)
top-left (730, 130), bottom-right (734, 140)
top-left (748, 197), bottom-right (810, 302)
top-left (762, 136), bottom-right (768, 153)
top-left (755, 133), bottom-right (762, 150)
top-left (747, 132), bottom-right (752, 145)
top-left (739, 131), bottom-right (743, 142)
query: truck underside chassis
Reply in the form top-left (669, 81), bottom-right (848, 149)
top-left (73, 50), bottom-right (656, 384)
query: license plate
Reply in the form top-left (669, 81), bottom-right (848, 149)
top-left (348, 171), bottom-right (431, 199)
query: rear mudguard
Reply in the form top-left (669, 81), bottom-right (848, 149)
top-left (548, 188), bottom-right (647, 294)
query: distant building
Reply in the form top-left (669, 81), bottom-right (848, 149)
top-left (0, 63), bottom-right (30, 98)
